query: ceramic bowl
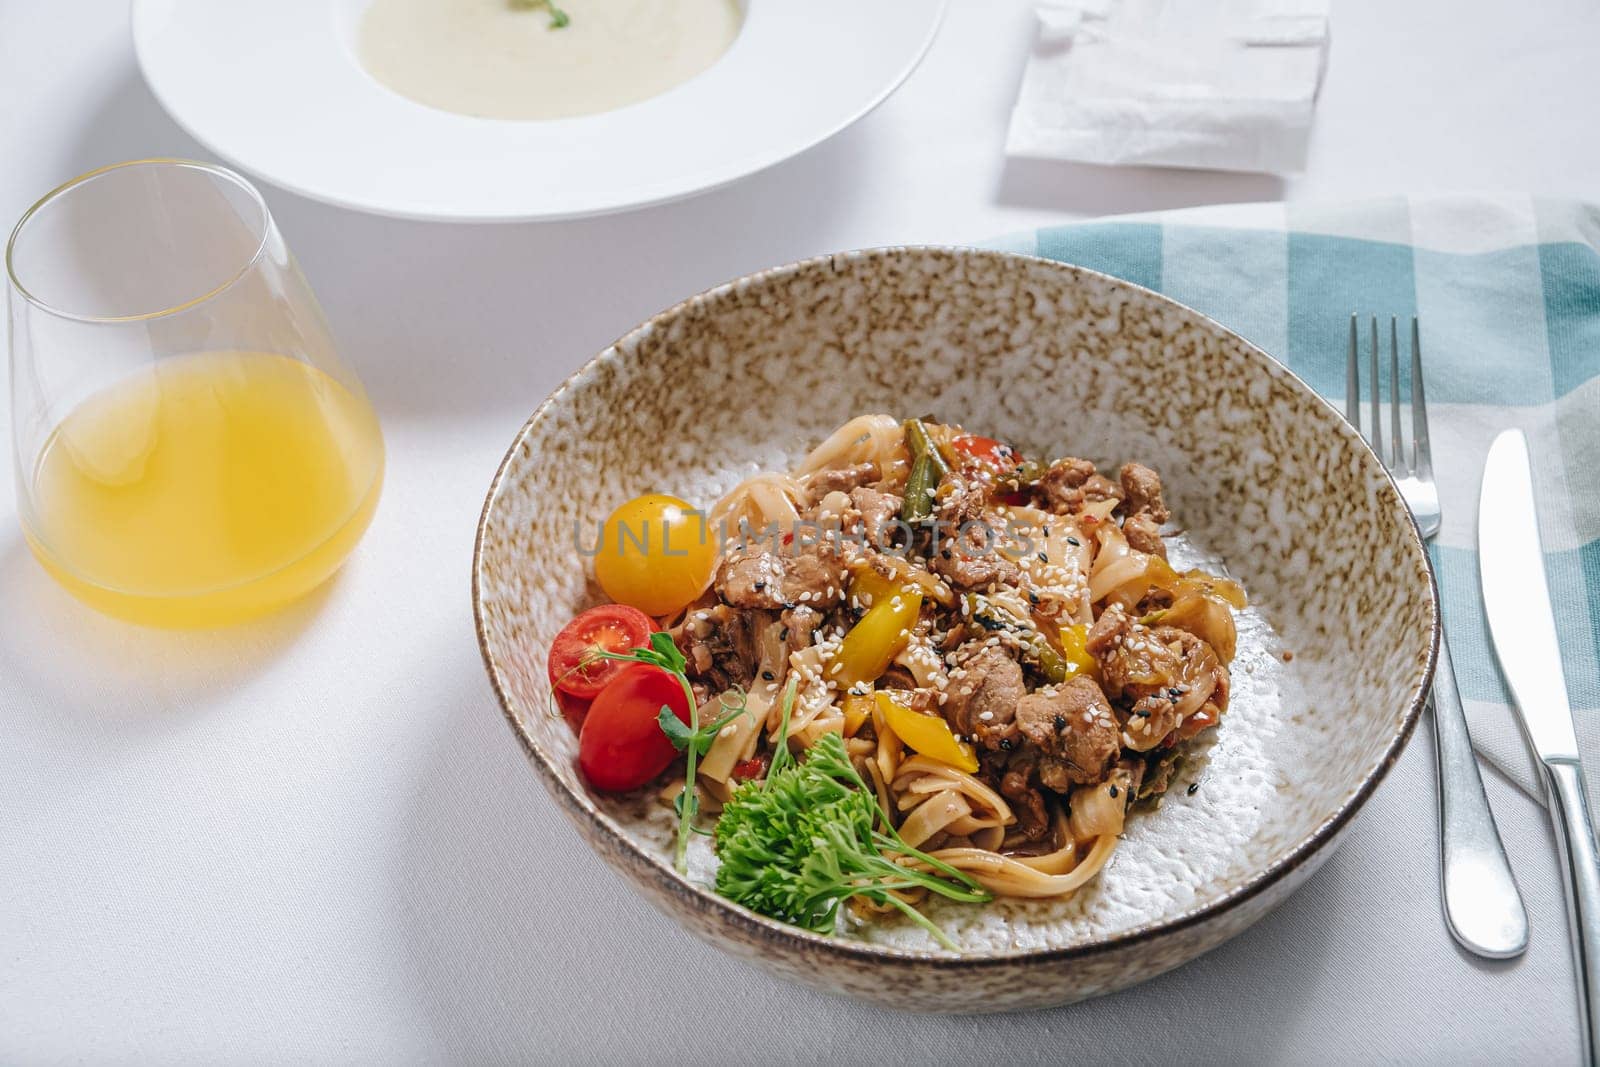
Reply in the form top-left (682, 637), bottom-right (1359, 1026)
top-left (472, 246), bottom-right (1437, 1012)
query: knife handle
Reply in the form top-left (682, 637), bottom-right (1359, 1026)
top-left (1431, 634), bottom-right (1528, 958)
top-left (1545, 758), bottom-right (1600, 1064)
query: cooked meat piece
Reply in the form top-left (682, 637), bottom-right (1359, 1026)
top-left (781, 605), bottom-right (823, 654)
top-left (989, 750), bottom-right (1053, 846)
top-left (848, 486), bottom-right (904, 548)
top-left (878, 665), bottom-right (919, 692)
top-left (1085, 604), bottom-right (1131, 657)
top-left (1014, 677), bottom-right (1121, 786)
top-left (714, 542), bottom-right (845, 611)
top-left (1149, 625), bottom-right (1231, 713)
top-left (929, 472), bottom-right (1020, 590)
top-left (1119, 462), bottom-right (1169, 524)
top-left (716, 548), bottom-right (786, 609)
top-left (1123, 510), bottom-right (1167, 558)
top-left (931, 539), bottom-right (1020, 590)
top-left (799, 462), bottom-right (880, 506)
top-left (1038, 457), bottom-right (1096, 512)
top-left (676, 604), bottom-right (769, 692)
top-left (1125, 692), bottom-right (1179, 751)
top-left (942, 643), bottom-right (1024, 751)
top-left (1100, 625), bottom-right (1229, 750)
top-left (1087, 606), bottom-right (1182, 703)
top-left (1083, 474), bottom-right (1123, 504)
top-left (1036, 754), bottom-right (1091, 793)
top-left (782, 545), bottom-right (846, 607)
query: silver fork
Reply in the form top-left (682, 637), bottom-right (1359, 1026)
top-left (1347, 314), bottom-right (1528, 959)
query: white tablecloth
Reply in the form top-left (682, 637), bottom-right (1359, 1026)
top-left (4, 1), bottom-right (1600, 1061)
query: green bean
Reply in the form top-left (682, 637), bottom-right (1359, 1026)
top-left (900, 418), bottom-right (947, 522)
top-left (901, 452), bottom-right (936, 522)
top-left (903, 419), bottom-right (949, 477)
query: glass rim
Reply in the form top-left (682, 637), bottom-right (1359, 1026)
top-left (5, 158), bottom-right (273, 326)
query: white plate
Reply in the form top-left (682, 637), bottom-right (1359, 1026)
top-left (132, 0), bottom-right (944, 222)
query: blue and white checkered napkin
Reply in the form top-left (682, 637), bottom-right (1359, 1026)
top-left (992, 195), bottom-right (1600, 801)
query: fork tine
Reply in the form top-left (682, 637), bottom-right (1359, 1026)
top-left (1369, 316), bottom-right (1383, 458)
top-left (1346, 313), bottom-right (1360, 427)
top-left (1411, 317), bottom-right (1433, 477)
top-left (1389, 316), bottom-right (1406, 473)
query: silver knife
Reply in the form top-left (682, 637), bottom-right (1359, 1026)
top-left (1480, 428), bottom-right (1600, 1063)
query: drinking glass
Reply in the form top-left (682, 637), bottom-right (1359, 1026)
top-left (6, 159), bottom-right (384, 627)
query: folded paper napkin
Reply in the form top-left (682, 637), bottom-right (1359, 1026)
top-left (989, 195), bottom-right (1600, 803)
top-left (1007, 0), bottom-right (1331, 174)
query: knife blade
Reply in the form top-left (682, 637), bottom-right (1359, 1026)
top-left (1479, 428), bottom-right (1600, 1063)
top-left (1478, 429), bottom-right (1579, 761)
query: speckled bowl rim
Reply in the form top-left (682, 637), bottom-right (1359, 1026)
top-left (472, 245), bottom-right (1440, 971)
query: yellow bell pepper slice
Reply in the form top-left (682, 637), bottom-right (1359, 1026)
top-left (841, 693), bottom-right (874, 737)
top-left (828, 588), bottom-right (922, 690)
top-left (876, 692), bottom-right (978, 773)
top-left (848, 565), bottom-right (901, 608)
top-left (1057, 623), bottom-right (1099, 681)
top-left (1145, 554), bottom-right (1247, 610)
top-left (1181, 568), bottom-right (1247, 609)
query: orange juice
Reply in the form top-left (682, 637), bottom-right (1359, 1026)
top-left (23, 350), bottom-right (384, 627)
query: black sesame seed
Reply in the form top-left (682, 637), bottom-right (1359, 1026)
top-left (1187, 782), bottom-right (1200, 796)
top-left (1168, 687), bottom-right (1182, 699)
top-left (779, 627), bottom-right (789, 641)
top-left (1066, 536), bottom-right (1081, 547)
top-left (1037, 552), bottom-right (1049, 563)
top-left (1053, 714), bottom-right (1067, 731)
top-left (761, 670), bottom-right (774, 681)
top-left (999, 738), bottom-right (1014, 751)
top-left (752, 580), bottom-right (766, 591)
top-left (1109, 785), bottom-right (1119, 798)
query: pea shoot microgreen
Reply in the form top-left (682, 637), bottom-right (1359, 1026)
top-left (509, 0), bottom-right (570, 29)
top-left (765, 674), bottom-right (799, 788)
top-left (591, 632), bottom-right (748, 873)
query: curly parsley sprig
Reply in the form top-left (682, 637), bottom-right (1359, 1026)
top-left (714, 731), bottom-right (990, 951)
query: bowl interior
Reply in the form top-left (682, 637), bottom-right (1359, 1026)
top-left (474, 246), bottom-right (1435, 958)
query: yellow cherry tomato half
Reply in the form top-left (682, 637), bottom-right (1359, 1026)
top-left (593, 493), bottom-right (716, 618)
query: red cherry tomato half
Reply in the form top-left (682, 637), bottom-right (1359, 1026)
top-left (953, 434), bottom-right (1030, 504)
top-left (579, 664), bottom-right (693, 792)
top-left (553, 689), bottom-right (592, 734)
top-left (547, 604), bottom-right (655, 699)
top-left (950, 434), bottom-right (1018, 472)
